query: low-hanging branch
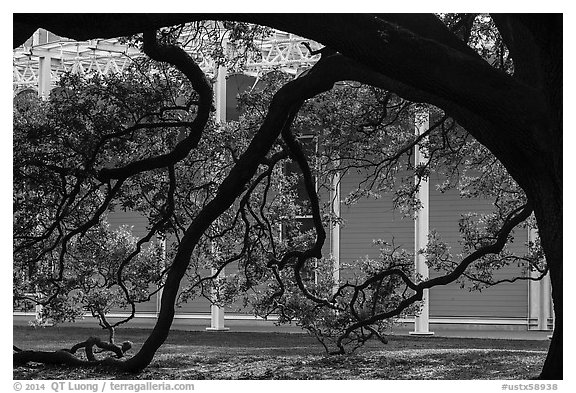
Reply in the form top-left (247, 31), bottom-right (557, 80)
top-left (13, 337), bottom-right (132, 367)
top-left (329, 203), bottom-right (533, 353)
top-left (14, 22), bottom-right (544, 372)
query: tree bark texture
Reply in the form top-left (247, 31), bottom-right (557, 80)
top-left (120, 56), bottom-right (346, 372)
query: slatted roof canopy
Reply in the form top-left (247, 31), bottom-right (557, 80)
top-left (13, 26), bottom-right (323, 93)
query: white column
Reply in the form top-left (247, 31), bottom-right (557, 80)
top-left (156, 235), bottom-right (167, 316)
top-left (34, 286), bottom-right (43, 324)
top-left (528, 266), bottom-right (541, 330)
top-left (214, 62), bottom-right (227, 123)
top-left (528, 228), bottom-right (551, 331)
top-left (206, 61), bottom-right (229, 331)
top-left (331, 166), bottom-right (341, 293)
top-left (549, 302), bottom-right (555, 339)
top-left (35, 303), bottom-right (43, 324)
top-left (32, 282), bottom-right (44, 325)
top-left (540, 273), bottom-right (552, 331)
top-left (410, 110), bottom-right (434, 336)
top-left (206, 268), bottom-right (229, 331)
top-left (38, 55), bottom-right (51, 99)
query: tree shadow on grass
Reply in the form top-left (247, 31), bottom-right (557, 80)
top-left (14, 348), bottom-right (546, 380)
top-left (14, 326), bottom-right (549, 379)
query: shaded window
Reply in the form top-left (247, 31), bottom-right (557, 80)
top-left (225, 74), bottom-right (257, 121)
top-left (284, 135), bottom-right (316, 216)
top-left (281, 135), bottom-right (318, 283)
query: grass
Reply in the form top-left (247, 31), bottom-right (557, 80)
top-left (13, 325), bottom-right (549, 380)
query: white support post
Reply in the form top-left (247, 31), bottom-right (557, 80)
top-left (156, 235), bottom-right (167, 316)
top-left (528, 228), bottom-right (552, 331)
top-left (540, 273), bottom-right (552, 330)
top-left (528, 267), bottom-right (541, 330)
top-left (410, 110), bottom-right (434, 336)
top-left (549, 303), bottom-right (555, 339)
top-left (33, 284), bottom-right (44, 325)
top-left (206, 268), bottom-right (229, 331)
top-left (214, 62), bottom-right (227, 124)
top-left (35, 303), bottom-right (43, 323)
top-left (38, 55), bottom-right (52, 99)
top-left (206, 59), bottom-right (229, 331)
top-left (331, 165), bottom-right (341, 293)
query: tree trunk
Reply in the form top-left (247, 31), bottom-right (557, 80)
top-left (528, 169), bottom-right (562, 379)
top-left (537, 244), bottom-right (562, 379)
top-left (116, 62), bottom-right (338, 372)
top-left (536, 229), bottom-right (562, 379)
top-left (11, 14), bottom-right (563, 377)
top-left (540, 296), bottom-right (562, 379)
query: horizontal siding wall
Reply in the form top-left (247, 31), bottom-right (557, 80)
top-left (428, 177), bottom-right (528, 319)
top-left (106, 210), bottom-right (150, 239)
top-left (107, 210), bottom-right (214, 316)
top-left (339, 171), bottom-right (413, 284)
top-left (174, 271), bottom-right (212, 315)
top-left (88, 167), bottom-right (532, 322)
top-left (107, 210), bottom-right (158, 314)
top-left (106, 210), bottom-right (255, 317)
top-left (223, 261), bottom-right (253, 314)
top-left (337, 170), bottom-right (529, 320)
top-left (108, 286), bottom-right (158, 314)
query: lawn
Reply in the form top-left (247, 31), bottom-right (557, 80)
top-left (13, 326), bottom-right (549, 380)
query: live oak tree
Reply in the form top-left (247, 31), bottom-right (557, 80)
top-left (244, 71), bottom-right (545, 354)
top-left (12, 40), bottom-right (329, 365)
top-left (13, 68), bottom-right (182, 361)
top-left (13, 14), bottom-right (562, 379)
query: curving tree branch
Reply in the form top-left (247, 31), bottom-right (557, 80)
top-left (97, 30), bottom-right (213, 181)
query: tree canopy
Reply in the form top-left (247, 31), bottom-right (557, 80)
top-left (12, 14), bottom-right (562, 379)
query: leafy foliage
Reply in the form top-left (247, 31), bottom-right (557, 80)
top-left (13, 16), bottom-right (548, 365)
top-left (13, 64), bottom-right (182, 332)
top-left (32, 222), bottom-right (161, 328)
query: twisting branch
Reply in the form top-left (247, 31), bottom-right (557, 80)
top-left (41, 179), bottom-right (126, 307)
top-left (97, 30), bottom-right (213, 181)
top-left (65, 337), bottom-right (132, 360)
top-left (269, 126), bottom-right (336, 312)
top-left (462, 264), bottom-right (549, 287)
top-left (14, 29), bottom-right (214, 372)
top-left (447, 14), bottom-right (477, 44)
top-left (112, 164), bottom-right (177, 330)
top-left (119, 50), bottom-right (354, 373)
top-left (190, 151), bottom-right (288, 297)
top-left (331, 203), bottom-right (533, 353)
top-left (13, 337), bottom-right (133, 367)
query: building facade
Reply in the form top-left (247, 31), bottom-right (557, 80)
top-left (13, 29), bottom-right (553, 333)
